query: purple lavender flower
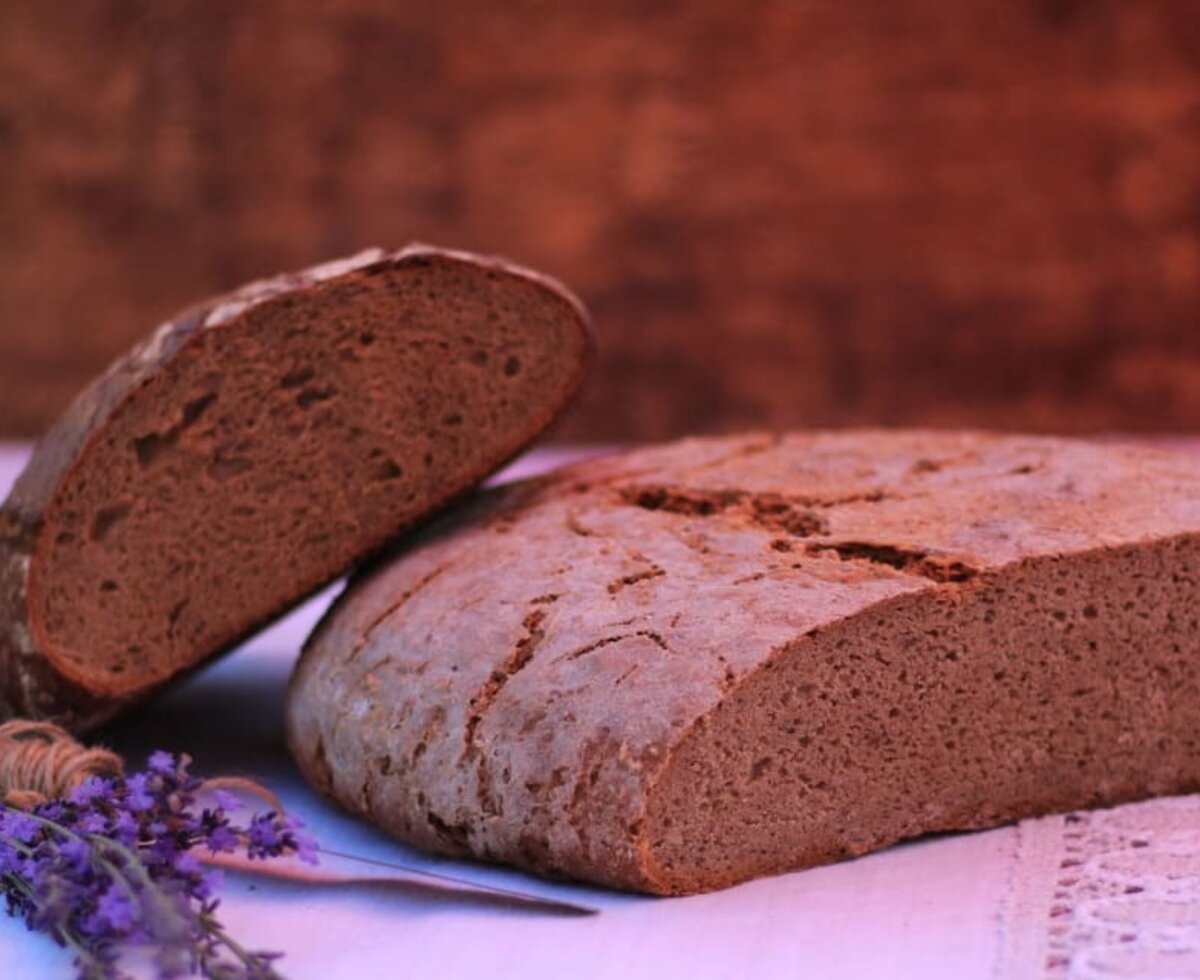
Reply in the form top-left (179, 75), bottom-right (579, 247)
top-left (211, 791), bottom-right (242, 814)
top-left (245, 812), bottom-right (318, 866)
top-left (146, 752), bottom-right (176, 778)
top-left (0, 810), bottom-right (39, 843)
top-left (124, 774), bottom-right (155, 813)
top-left (68, 778), bottom-right (111, 808)
top-left (94, 884), bottom-right (136, 933)
top-left (202, 825), bottom-right (238, 856)
top-left (244, 815), bottom-right (282, 859)
top-left (1, 750), bottom-right (317, 979)
top-left (56, 837), bottom-right (92, 875)
top-left (292, 830), bottom-right (319, 867)
top-left (77, 812), bottom-right (108, 836)
top-left (109, 811), bottom-right (139, 847)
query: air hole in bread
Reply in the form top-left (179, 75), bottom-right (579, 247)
top-left (182, 393), bottom-right (218, 427)
top-left (280, 366), bottom-right (316, 389)
top-left (133, 432), bottom-right (173, 468)
top-left (296, 385), bottom-right (336, 409)
top-left (89, 504), bottom-right (131, 542)
top-left (371, 459), bottom-right (404, 481)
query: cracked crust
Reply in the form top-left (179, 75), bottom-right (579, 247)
top-left (0, 246), bottom-right (591, 731)
top-left (287, 431), bottom-right (1200, 894)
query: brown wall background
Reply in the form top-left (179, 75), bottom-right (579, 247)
top-left (1, 1), bottom-right (1198, 441)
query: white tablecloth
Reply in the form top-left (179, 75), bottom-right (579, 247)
top-left (2, 441), bottom-right (1199, 980)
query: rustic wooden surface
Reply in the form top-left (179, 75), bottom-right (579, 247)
top-left (1, 1), bottom-right (1198, 440)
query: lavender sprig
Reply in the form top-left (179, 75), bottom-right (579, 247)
top-left (0, 751), bottom-right (317, 979)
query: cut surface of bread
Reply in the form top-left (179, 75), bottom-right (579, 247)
top-left (0, 246), bottom-right (590, 730)
top-left (287, 431), bottom-right (1200, 895)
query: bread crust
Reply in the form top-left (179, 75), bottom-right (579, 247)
top-left (0, 246), bottom-right (591, 731)
top-left (286, 431), bottom-right (1200, 893)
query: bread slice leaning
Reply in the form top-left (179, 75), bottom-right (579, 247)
top-left (0, 246), bottom-right (591, 732)
top-left (287, 431), bottom-right (1200, 895)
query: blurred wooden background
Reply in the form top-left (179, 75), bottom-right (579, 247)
top-left (1, 1), bottom-right (1198, 441)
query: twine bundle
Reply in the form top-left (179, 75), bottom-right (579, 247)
top-left (0, 720), bottom-right (124, 809)
top-left (0, 720), bottom-right (283, 812)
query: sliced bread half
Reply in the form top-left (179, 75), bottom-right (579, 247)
top-left (0, 246), bottom-right (591, 730)
top-left (287, 431), bottom-right (1200, 894)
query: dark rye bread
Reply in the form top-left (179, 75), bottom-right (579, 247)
top-left (287, 431), bottom-right (1200, 895)
top-left (0, 246), bottom-right (591, 732)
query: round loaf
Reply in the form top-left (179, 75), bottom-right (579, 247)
top-left (288, 431), bottom-right (1200, 894)
top-left (0, 246), bottom-right (591, 731)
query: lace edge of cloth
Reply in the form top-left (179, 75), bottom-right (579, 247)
top-left (998, 794), bottom-right (1200, 980)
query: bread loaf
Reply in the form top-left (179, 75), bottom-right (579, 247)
top-left (0, 246), bottom-right (591, 731)
top-left (287, 431), bottom-right (1200, 895)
